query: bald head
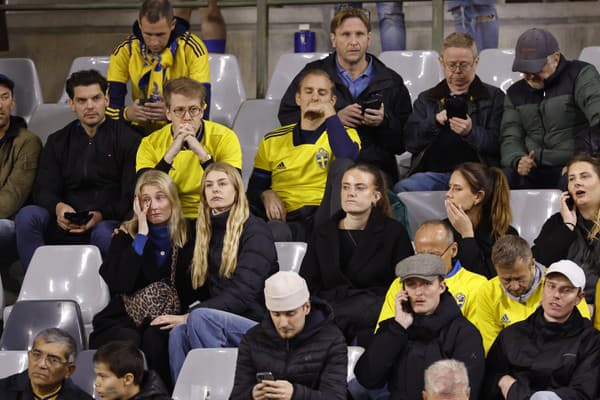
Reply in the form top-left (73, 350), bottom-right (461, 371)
top-left (415, 221), bottom-right (457, 274)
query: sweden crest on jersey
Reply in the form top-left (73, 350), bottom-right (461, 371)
top-left (315, 148), bottom-right (329, 169)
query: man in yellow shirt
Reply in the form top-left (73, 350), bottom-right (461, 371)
top-left (472, 235), bottom-right (590, 354)
top-left (377, 220), bottom-right (487, 329)
top-left (136, 77), bottom-right (241, 218)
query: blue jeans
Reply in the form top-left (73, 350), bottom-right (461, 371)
top-left (335, 2), bottom-right (405, 51)
top-left (394, 172), bottom-right (452, 192)
top-left (450, 4), bottom-right (498, 51)
top-left (14, 205), bottom-right (118, 270)
top-left (168, 308), bottom-right (257, 382)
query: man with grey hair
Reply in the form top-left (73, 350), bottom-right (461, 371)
top-left (423, 359), bottom-right (470, 400)
top-left (0, 328), bottom-right (91, 399)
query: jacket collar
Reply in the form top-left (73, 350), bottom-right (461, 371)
top-left (407, 290), bottom-right (462, 340)
top-left (0, 115), bottom-right (26, 143)
top-left (531, 305), bottom-right (587, 339)
top-left (426, 75), bottom-right (489, 101)
top-left (326, 52), bottom-right (398, 87)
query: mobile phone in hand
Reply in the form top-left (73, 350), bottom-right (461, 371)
top-left (445, 96), bottom-right (468, 119)
top-left (256, 372), bottom-right (275, 382)
top-left (360, 94), bottom-right (383, 115)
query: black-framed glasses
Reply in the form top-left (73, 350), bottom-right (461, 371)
top-left (171, 106), bottom-right (203, 118)
top-left (443, 62), bottom-right (475, 72)
top-left (422, 242), bottom-right (455, 258)
top-left (29, 349), bottom-right (71, 368)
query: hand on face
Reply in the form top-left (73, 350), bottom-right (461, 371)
top-left (445, 199), bottom-right (475, 238)
top-left (394, 290), bottom-right (414, 329)
top-left (133, 195), bottom-right (150, 235)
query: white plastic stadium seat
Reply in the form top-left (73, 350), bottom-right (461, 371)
top-left (231, 99), bottom-right (281, 186)
top-left (397, 191), bottom-right (446, 238)
top-left (0, 350), bottom-right (28, 378)
top-left (172, 348), bottom-right (238, 400)
top-left (28, 103), bottom-right (75, 145)
top-left (209, 54), bottom-right (247, 127)
top-left (379, 51), bottom-right (443, 101)
top-left (266, 52), bottom-right (329, 100)
top-left (0, 58), bottom-right (43, 123)
top-left (347, 346), bottom-right (369, 400)
top-left (579, 46), bottom-right (600, 73)
top-left (275, 242), bottom-right (308, 273)
top-left (510, 189), bottom-right (561, 245)
top-left (477, 49), bottom-right (523, 93)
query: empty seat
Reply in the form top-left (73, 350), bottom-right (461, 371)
top-left (266, 52), bottom-right (329, 100)
top-left (379, 51), bottom-right (443, 101)
top-left (397, 191), bottom-right (446, 239)
top-left (231, 99), bottom-right (281, 186)
top-left (579, 46), bottom-right (600, 72)
top-left (275, 242), bottom-right (308, 273)
top-left (172, 348), bottom-right (238, 400)
top-left (510, 189), bottom-right (561, 245)
top-left (58, 56), bottom-right (112, 104)
top-left (0, 350), bottom-right (28, 378)
top-left (0, 58), bottom-right (43, 123)
top-left (0, 300), bottom-right (86, 351)
top-left (28, 103), bottom-right (75, 145)
top-left (209, 54), bottom-right (247, 127)
top-left (347, 346), bottom-right (369, 400)
top-left (5, 245), bottom-right (108, 338)
top-left (477, 48), bottom-right (523, 93)
top-left (70, 350), bottom-right (98, 397)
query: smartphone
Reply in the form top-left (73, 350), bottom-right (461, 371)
top-left (64, 210), bottom-right (92, 225)
top-left (400, 286), bottom-right (414, 314)
top-left (445, 96), bottom-right (468, 119)
top-left (139, 98), bottom-right (154, 106)
top-left (566, 194), bottom-right (575, 209)
top-left (256, 372), bottom-right (275, 382)
top-left (360, 94), bottom-right (383, 115)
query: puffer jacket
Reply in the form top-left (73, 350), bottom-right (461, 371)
top-left (404, 76), bottom-right (504, 173)
top-left (500, 55), bottom-right (600, 170)
top-left (483, 306), bottom-right (600, 400)
top-left (230, 299), bottom-right (348, 400)
top-left (355, 290), bottom-right (485, 400)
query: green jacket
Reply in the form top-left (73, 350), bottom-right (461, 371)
top-left (0, 116), bottom-right (42, 218)
top-left (500, 56), bottom-right (600, 169)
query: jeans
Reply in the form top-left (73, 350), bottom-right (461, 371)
top-left (168, 308), bottom-right (257, 382)
top-left (335, 2), bottom-right (406, 51)
top-left (394, 172), bottom-right (452, 192)
top-left (530, 392), bottom-right (562, 400)
top-left (15, 205), bottom-right (118, 270)
top-left (450, 4), bottom-right (499, 51)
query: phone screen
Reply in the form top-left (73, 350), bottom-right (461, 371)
top-left (256, 372), bottom-right (274, 382)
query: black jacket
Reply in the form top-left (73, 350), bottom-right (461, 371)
top-left (33, 118), bottom-right (140, 220)
top-left (129, 370), bottom-right (171, 400)
top-left (0, 370), bottom-right (92, 400)
top-left (354, 291), bottom-right (485, 400)
top-left (533, 212), bottom-right (600, 303)
top-left (404, 76), bottom-right (504, 173)
top-left (483, 307), bottom-right (600, 400)
top-left (278, 52), bottom-right (412, 181)
top-left (230, 299), bottom-right (348, 400)
top-left (300, 208), bottom-right (413, 299)
top-left (193, 212), bottom-right (278, 322)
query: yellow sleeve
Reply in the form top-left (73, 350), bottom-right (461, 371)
top-left (595, 280), bottom-right (600, 330)
top-left (184, 34), bottom-right (211, 83)
top-left (107, 38), bottom-right (132, 84)
top-left (253, 136), bottom-right (271, 172)
top-left (136, 137), bottom-right (160, 172)
top-left (212, 129), bottom-right (242, 169)
top-left (577, 296), bottom-right (591, 319)
top-left (470, 280), bottom-right (502, 355)
top-left (375, 278), bottom-right (402, 332)
top-left (346, 127), bottom-right (362, 150)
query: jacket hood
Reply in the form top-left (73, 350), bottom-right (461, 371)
top-left (531, 304), bottom-right (589, 340)
top-left (132, 16), bottom-right (190, 45)
top-left (406, 290), bottom-right (462, 341)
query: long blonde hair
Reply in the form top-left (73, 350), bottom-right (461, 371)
top-left (124, 170), bottom-right (187, 248)
top-left (191, 162), bottom-right (249, 288)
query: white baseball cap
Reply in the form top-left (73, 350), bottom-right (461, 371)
top-left (546, 260), bottom-right (586, 291)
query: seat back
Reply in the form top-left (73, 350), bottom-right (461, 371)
top-left (347, 346), bottom-right (368, 400)
top-left (70, 350), bottom-right (99, 397)
top-left (477, 49), bottom-right (523, 93)
top-left (172, 348), bottom-right (238, 400)
top-left (28, 104), bottom-right (75, 145)
top-left (0, 58), bottom-right (43, 122)
top-left (579, 46), bottom-right (600, 72)
top-left (0, 350), bottom-right (28, 378)
top-left (58, 56), bottom-right (112, 103)
top-left (0, 300), bottom-right (86, 351)
top-left (266, 52), bottom-right (329, 100)
top-left (231, 99), bottom-right (281, 186)
top-left (379, 51), bottom-right (443, 101)
top-left (209, 54), bottom-right (247, 127)
top-left (19, 245), bottom-right (108, 325)
top-left (275, 242), bottom-right (308, 273)
top-left (397, 191), bottom-right (446, 238)
top-left (510, 189), bottom-right (561, 245)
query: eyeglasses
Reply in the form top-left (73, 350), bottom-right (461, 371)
top-left (29, 349), bottom-right (70, 368)
top-left (171, 106), bottom-right (203, 118)
top-left (443, 62), bottom-right (475, 72)
top-left (422, 242), bottom-right (455, 258)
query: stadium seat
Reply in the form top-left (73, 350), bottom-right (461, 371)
top-left (231, 99), bottom-right (280, 186)
top-left (70, 350), bottom-right (98, 397)
top-left (28, 103), bottom-right (75, 145)
top-left (172, 348), bottom-right (238, 400)
top-left (0, 300), bottom-right (86, 351)
top-left (209, 54), bottom-right (247, 127)
top-left (0, 350), bottom-right (28, 378)
top-left (397, 191), bottom-right (446, 239)
top-left (0, 58), bottom-right (43, 123)
top-left (510, 189), bottom-right (561, 245)
top-left (58, 56), bottom-right (112, 104)
top-left (347, 346), bottom-right (369, 400)
top-left (379, 51), bottom-right (443, 101)
top-left (4, 245), bottom-right (108, 339)
top-left (477, 48), bottom-right (523, 93)
top-left (579, 46), bottom-right (600, 72)
top-left (266, 52), bottom-right (329, 100)
top-left (275, 242), bottom-right (307, 273)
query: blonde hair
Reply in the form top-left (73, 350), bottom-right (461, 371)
top-left (443, 32), bottom-right (478, 57)
top-left (124, 170), bottom-right (187, 248)
top-left (191, 162), bottom-right (249, 288)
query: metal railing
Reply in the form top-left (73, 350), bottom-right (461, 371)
top-left (0, 1), bottom-right (445, 97)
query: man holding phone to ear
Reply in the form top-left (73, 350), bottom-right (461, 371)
top-left (395, 32), bottom-right (504, 192)
top-left (230, 271), bottom-right (347, 400)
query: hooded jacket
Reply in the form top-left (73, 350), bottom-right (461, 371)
top-left (355, 290), bottom-right (485, 400)
top-left (483, 307), bottom-right (600, 400)
top-left (230, 299), bottom-right (348, 400)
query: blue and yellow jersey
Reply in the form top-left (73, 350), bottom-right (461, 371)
top-left (136, 120), bottom-right (241, 218)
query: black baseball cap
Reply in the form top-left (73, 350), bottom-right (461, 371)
top-left (512, 28), bottom-right (559, 73)
top-left (0, 74), bottom-right (15, 93)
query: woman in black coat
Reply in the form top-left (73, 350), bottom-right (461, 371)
top-left (300, 163), bottom-right (413, 345)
